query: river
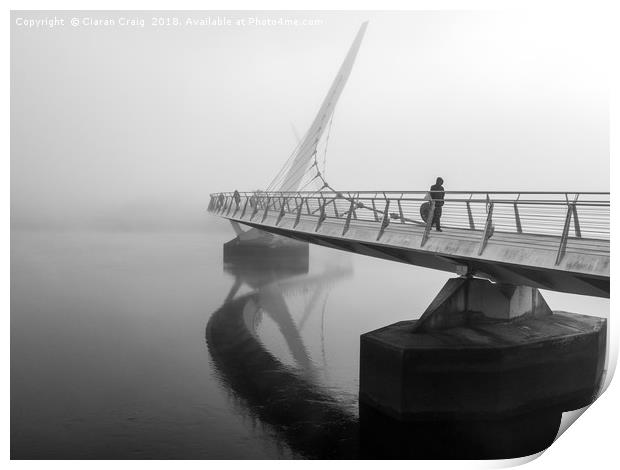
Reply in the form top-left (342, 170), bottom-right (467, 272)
top-left (10, 226), bottom-right (609, 459)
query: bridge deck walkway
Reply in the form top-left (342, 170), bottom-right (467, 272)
top-left (210, 191), bottom-right (609, 297)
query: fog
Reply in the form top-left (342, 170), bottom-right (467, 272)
top-left (11, 10), bottom-right (608, 230)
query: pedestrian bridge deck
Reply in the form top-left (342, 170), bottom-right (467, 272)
top-left (208, 191), bottom-right (609, 298)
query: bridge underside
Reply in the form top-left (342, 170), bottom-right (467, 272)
top-left (231, 212), bottom-right (609, 298)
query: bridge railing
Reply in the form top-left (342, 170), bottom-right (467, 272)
top-left (208, 191), bottom-right (609, 259)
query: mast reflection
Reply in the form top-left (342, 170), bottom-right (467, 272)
top-left (207, 249), bottom-right (358, 458)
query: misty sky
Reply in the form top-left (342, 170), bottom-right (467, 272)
top-left (11, 10), bottom-right (609, 229)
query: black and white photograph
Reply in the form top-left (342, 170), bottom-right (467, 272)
top-left (9, 4), bottom-right (614, 463)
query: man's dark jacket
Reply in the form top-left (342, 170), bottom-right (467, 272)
top-left (430, 184), bottom-right (445, 207)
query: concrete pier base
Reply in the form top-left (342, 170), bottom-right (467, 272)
top-left (359, 278), bottom-right (606, 425)
top-left (223, 225), bottom-right (309, 270)
top-left (359, 403), bottom-right (563, 459)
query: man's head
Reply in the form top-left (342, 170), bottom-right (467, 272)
top-left (436, 177), bottom-right (444, 185)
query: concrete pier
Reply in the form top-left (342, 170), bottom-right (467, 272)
top-left (359, 402), bottom-right (563, 459)
top-left (223, 225), bottom-right (309, 269)
top-left (359, 278), bottom-right (606, 423)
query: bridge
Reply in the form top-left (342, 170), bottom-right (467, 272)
top-left (206, 21), bottom-right (609, 299)
top-left (208, 190), bottom-right (609, 298)
top-left (205, 21), bottom-right (609, 450)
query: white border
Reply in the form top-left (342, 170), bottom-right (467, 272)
top-left (5, 1), bottom-right (617, 468)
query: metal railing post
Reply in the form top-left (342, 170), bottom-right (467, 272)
top-left (316, 197), bottom-right (327, 232)
top-left (466, 200), bottom-right (475, 230)
top-left (240, 197), bottom-right (249, 219)
top-left (571, 195), bottom-right (581, 238)
top-left (556, 204), bottom-right (573, 265)
top-left (261, 197), bottom-right (271, 222)
top-left (371, 199), bottom-right (379, 222)
top-left (572, 204), bottom-right (581, 238)
top-left (377, 199), bottom-right (391, 241)
top-left (294, 197), bottom-right (304, 228)
top-left (513, 203), bottom-right (522, 234)
top-left (276, 197), bottom-right (287, 226)
top-left (397, 199), bottom-right (405, 224)
top-left (342, 199), bottom-right (355, 236)
top-left (250, 197), bottom-right (260, 220)
top-left (478, 202), bottom-right (494, 255)
top-left (421, 200), bottom-right (435, 247)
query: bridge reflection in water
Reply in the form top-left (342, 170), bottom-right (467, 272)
top-left (205, 246), bottom-right (565, 459)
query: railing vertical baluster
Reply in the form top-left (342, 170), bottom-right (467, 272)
top-left (294, 197), bottom-right (304, 228)
top-left (261, 197), bottom-right (271, 222)
top-left (226, 197), bottom-right (234, 216)
top-left (371, 199), bottom-right (379, 222)
top-left (466, 200), bottom-right (475, 230)
top-left (240, 197), bottom-right (249, 219)
top-left (343, 199), bottom-right (355, 236)
top-left (572, 205), bottom-right (581, 238)
top-left (572, 195), bottom-right (581, 239)
top-left (555, 204), bottom-right (573, 265)
top-left (377, 199), bottom-right (391, 240)
top-left (316, 197), bottom-right (327, 231)
top-left (250, 198), bottom-right (260, 220)
top-left (276, 197), bottom-right (287, 226)
top-left (421, 201), bottom-right (435, 247)
top-left (478, 202), bottom-right (494, 255)
top-left (397, 199), bottom-right (405, 224)
top-left (513, 203), bottom-right (522, 234)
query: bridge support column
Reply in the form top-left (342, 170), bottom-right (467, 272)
top-left (359, 277), bottom-right (607, 436)
top-left (412, 277), bottom-right (552, 332)
top-left (222, 222), bottom-right (309, 268)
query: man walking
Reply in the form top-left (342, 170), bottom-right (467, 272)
top-left (429, 177), bottom-right (445, 232)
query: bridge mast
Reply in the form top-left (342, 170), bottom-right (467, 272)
top-left (274, 22), bottom-right (368, 192)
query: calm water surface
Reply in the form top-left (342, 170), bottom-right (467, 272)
top-left (11, 226), bottom-right (609, 459)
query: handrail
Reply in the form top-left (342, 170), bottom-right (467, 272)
top-left (208, 190), bottom-right (610, 259)
top-left (211, 190), bottom-right (610, 196)
top-left (210, 191), bottom-right (609, 204)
